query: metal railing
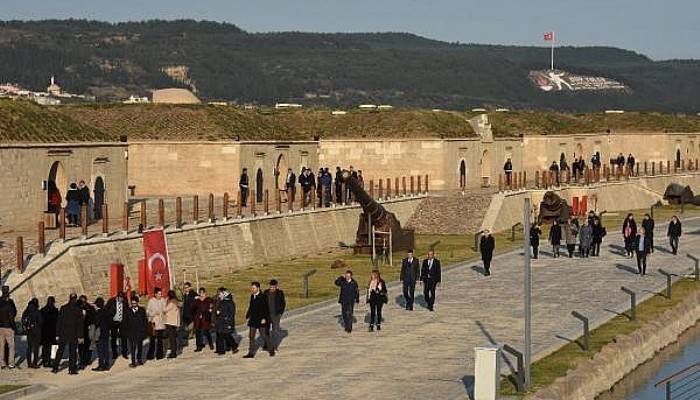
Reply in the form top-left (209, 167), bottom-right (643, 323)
top-left (655, 360), bottom-right (700, 400)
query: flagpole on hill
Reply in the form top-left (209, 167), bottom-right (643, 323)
top-left (550, 36), bottom-right (554, 70)
top-left (544, 31), bottom-right (555, 70)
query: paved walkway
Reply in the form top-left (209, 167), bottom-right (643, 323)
top-left (4, 219), bottom-right (700, 400)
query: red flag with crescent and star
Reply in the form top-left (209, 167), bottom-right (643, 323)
top-left (143, 228), bottom-right (172, 296)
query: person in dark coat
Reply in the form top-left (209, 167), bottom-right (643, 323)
top-left (239, 168), bottom-right (249, 207)
top-left (181, 282), bottom-right (197, 347)
top-left (243, 282), bottom-right (272, 358)
top-left (642, 214), bottom-right (655, 253)
top-left (77, 180), bottom-right (91, 223)
top-left (335, 271), bottom-right (360, 333)
top-left (263, 280), bottom-right (286, 352)
top-left (668, 215), bottom-right (682, 255)
top-left (285, 168), bottom-right (297, 204)
top-left (549, 220), bottom-right (562, 257)
top-left (65, 183), bottom-right (81, 226)
top-left (634, 228), bottom-right (652, 275)
top-left (77, 294), bottom-right (95, 368)
top-left (123, 296), bottom-right (147, 367)
top-left (334, 167), bottom-right (343, 203)
top-left (193, 288), bottom-right (214, 352)
top-left (52, 293), bottom-right (84, 375)
top-left (420, 250), bottom-right (441, 311)
top-left (22, 298), bottom-right (43, 368)
top-left (591, 218), bottom-right (606, 256)
top-left (316, 168), bottom-right (324, 207)
top-left (92, 297), bottom-right (111, 371)
top-left (480, 231), bottom-right (496, 276)
top-left (530, 224), bottom-right (542, 259)
top-left (622, 214), bottom-right (637, 258)
top-left (214, 288), bottom-right (239, 355)
top-left (366, 270), bottom-right (387, 331)
top-left (0, 286), bottom-right (17, 369)
top-left (503, 158), bottom-right (513, 186)
top-left (400, 250), bottom-right (420, 310)
top-left (40, 296), bottom-right (59, 367)
top-left (105, 292), bottom-right (128, 359)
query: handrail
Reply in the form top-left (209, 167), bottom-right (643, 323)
top-left (655, 361), bottom-right (700, 387)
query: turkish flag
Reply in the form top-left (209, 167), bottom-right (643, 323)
top-left (143, 228), bottom-right (172, 296)
top-left (544, 32), bottom-right (554, 41)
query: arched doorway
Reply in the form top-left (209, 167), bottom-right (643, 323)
top-left (676, 149), bottom-right (682, 168)
top-left (47, 161), bottom-right (67, 209)
top-left (93, 176), bottom-right (105, 219)
top-left (275, 154), bottom-right (288, 190)
top-left (575, 143), bottom-right (583, 158)
top-left (256, 169), bottom-right (264, 203)
top-left (480, 150), bottom-right (491, 187)
top-left (459, 159), bottom-right (467, 188)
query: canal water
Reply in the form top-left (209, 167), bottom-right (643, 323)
top-left (596, 322), bottom-right (700, 400)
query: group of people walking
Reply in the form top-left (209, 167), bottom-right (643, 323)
top-left (541, 211), bottom-right (607, 259)
top-left (0, 280), bottom-right (287, 372)
top-left (47, 179), bottom-right (94, 226)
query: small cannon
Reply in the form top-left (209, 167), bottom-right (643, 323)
top-left (341, 170), bottom-right (415, 255)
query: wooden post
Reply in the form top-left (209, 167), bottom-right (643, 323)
top-left (16, 236), bottom-right (23, 273)
top-left (59, 208), bottom-right (66, 240)
top-left (208, 193), bottom-right (215, 222)
top-left (176, 197), bottom-right (182, 227)
top-left (223, 192), bottom-right (229, 220)
top-left (410, 176), bottom-right (415, 195)
top-left (667, 160), bottom-right (670, 174)
top-left (341, 183), bottom-right (347, 205)
top-left (499, 174), bottom-right (503, 192)
top-left (652, 162), bottom-right (656, 176)
top-left (140, 201), bottom-right (147, 229)
top-left (425, 174), bottom-right (429, 193)
top-left (193, 195), bottom-right (199, 224)
top-left (237, 191), bottom-right (243, 217)
top-left (535, 170), bottom-right (540, 188)
top-left (102, 204), bottom-right (108, 234)
top-left (644, 161), bottom-right (648, 175)
top-left (523, 171), bottom-right (527, 188)
top-left (417, 175), bottom-right (422, 194)
top-left (395, 178), bottom-right (400, 197)
top-left (635, 164), bottom-right (639, 177)
top-left (158, 199), bottom-right (165, 227)
top-left (386, 177), bottom-right (391, 198)
top-left (122, 202), bottom-right (129, 232)
top-left (265, 189), bottom-right (270, 214)
top-left (288, 190), bottom-right (294, 212)
top-left (378, 179), bottom-right (384, 200)
top-left (369, 180), bottom-right (375, 199)
top-left (402, 176), bottom-right (407, 196)
top-left (251, 190), bottom-right (256, 216)
top-left (695, 159), bottom-right (698, 171)
top-left (81, 204), bottom-right (88, 237)
top-left (37, 221), bottom-right (45, 255)
top-left (276, 190), bottom-right (282, 213)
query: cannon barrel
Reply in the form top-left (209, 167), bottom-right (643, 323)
top-left (341, 170), bottom-right (387, 223)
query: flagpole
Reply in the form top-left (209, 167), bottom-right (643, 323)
top-left (550, 35), bottom-right (554, 70)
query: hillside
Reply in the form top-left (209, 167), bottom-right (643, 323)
top-left (2, 20), bottom-right (700, 112)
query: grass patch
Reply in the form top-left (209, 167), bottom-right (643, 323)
top-left (202, 230), bottom-right (524, 325)
top-left (0, 385), bottom-right (26, 395)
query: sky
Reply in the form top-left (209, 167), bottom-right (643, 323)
top-left (3, 0), bottom-right (699, 60)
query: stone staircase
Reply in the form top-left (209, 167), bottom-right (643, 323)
top-left (406, 188), bottom-right (497, 234)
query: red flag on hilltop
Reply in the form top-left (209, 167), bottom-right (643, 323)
top-left (544, 32), bottom-right (554, 41)
top-left (143, 228), bottom-right (172, 296)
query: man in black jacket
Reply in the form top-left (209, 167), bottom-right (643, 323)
top-left (40, 296), bottom-right (58, 367)
top-left (400, 250), bottom-right (420, 310)
top-left (105, 292), bottom-right (128, 359)
top-left (480, 231), bottom-right (496, 276)
top-left (635, 228), bottom-right (652, 276)
top-left (21, 298), bottom-right (43, 369)
top-left (264, 280), bottom-right (286, 353)
top-left (181, 282), bottom-right (197, 347)
top-left (52, 293), bottom-right (84, 375)
top-left (123, 296), bottom-right (147, 367)
top-left (335, 271), bottom-right (360, 333)
top-left (244, 282), bottom-right (272, 358)
top-left (642, 214), bottom-right (655, 253)
top-left (92, 297), bottom-right (111, 371)
top-left (239, 168), bottom-right (249, 207)
top-left (420, 251), bottom-right (441, 311)
top-left (0, 286), bottom-right (17, 369)
top-left (530, 224), bottom-right (542, 259)
top-left (285, 168), bottom-right (297, 204)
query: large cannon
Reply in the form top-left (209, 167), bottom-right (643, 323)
top-left (340, 171), bottom-right (415, 254)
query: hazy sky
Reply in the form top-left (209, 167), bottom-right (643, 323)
top-left (4, 0), bottom-right (699, 60)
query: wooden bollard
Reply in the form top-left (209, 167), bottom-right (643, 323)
top-left (644, 161), bottom-right (648, 175)
top-left (425, 175), bottom-right (429, 193)
top-left (276, 190), bottom-right (282, 213)
top-left (16, 236), bottom-right (23, 273)
top-left (635, 164), bottom-right (639, 176)
top-left (310, 188), bottom-right (315, 210)
top-left (395, 178), bottom-right (400, 197)
top-left (59, 208), bottom-right (66, 240)
top-left (695, 159), bottom-right (698, 170)
top-left (667, 160), bottom-right (670, 174)
top-left (410, 176), bottom-right (415, 194)
top-left (37, 221), bottom-right (45, 255)
top-left (498, 174), bottom-right (503, 191)
top-left (237, 191), bottom-right (243, 217)
top-left (386, 177), bottom-right (392, 198)
top-left (417, 175), bottom-right (422, 194)
top-left (102, 204), bottom-right (109, 234)
top-left (369, 180), bottom-right (375, 199)
top-left (223, 192), bottom-right (229, 220)
top-left (341, 183), bottom-right (347, 205)
top-left (158, 199), bottom-right (165, 227)
top-left (123, 202), bottom-right (129, 232)
top-left (535, 170), bottom-right (540, 188)
top-left (208, 193), bottom-right (215, 222)
top-left (651, 162), bottom-right (656, 176)
top-left (251, 190), bottom-right (256, 216)
top-left (378, 179), bottom-right (384, 200)
top-left (140, 201), bottom-right (147, 229)
top-left (402, 176), bottom-right (407, 196)
top-left (288, 190), bottom-right (294, 212)
top-left (81, 204), bottom-right (88, 237)
top-left (193, 195), bottom-right (199, 223)
top-left (265, 190), bottom-right (270, 214)
top-left (176, 197), bottom-right (183, 227)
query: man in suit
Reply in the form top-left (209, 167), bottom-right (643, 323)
top-left (239, 168), bottom-right (249, 207)
top-left (244, 282), bottom-right (272, 358)
top-left (420, 250), bottom-right (441, 311)
top-left (285, 168), bottom-right (297, 204)
top-left (105, 292), bottom-right (128, 360)
top-left (335, 270), bottom-right (359, 333)
top-left (635, 227), bottom-right (652, 276)
top-left (52, 293), bottom-right (84, 375)
top-left (264, 279), bottom-right (286, 353)
top-left (400, 250), bottom-right (420, 310)
top-left (480, 230), bottom-right (496, 276)
top-left (123, 296), bottom-right (147, 367)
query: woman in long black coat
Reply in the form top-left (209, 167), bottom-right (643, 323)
top-left (22, 298), bottom-right (43, 368)
top-left (40, 296), bottom-right (58, 367)
top-left (214, 288), bottom-right (238, 354)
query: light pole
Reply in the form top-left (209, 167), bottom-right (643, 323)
top-left (523, 197), bottom-right (532, 387)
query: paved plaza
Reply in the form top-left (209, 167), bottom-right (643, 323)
top-left (4, 218), bottom-right (700, 400)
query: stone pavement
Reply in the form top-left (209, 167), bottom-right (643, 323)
top-left (4, 218), bottom-right (700, 400)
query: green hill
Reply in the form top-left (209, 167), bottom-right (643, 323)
top-left (2, 20), bottom-right (700, 112)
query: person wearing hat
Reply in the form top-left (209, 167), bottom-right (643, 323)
top-left (264, 279), bottom-right (286, 352)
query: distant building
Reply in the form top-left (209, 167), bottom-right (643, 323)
top-left (471, 108), bottom-right (487, 112)
top-left (47, 76), bottom-right (62, 96)
top-left (152, 88), bottom-right (201, 104)
top-left (378, 105), bottom-right (394, 111)
top-left (359, 104), bottom-right (377, 111)
top-left (274, 103), bottom-right (303, 109)
top-left (605, 110), bottom-right (625, 114)
top-left (331, 110), bottom-right (347, 115)
top-left (123, 95), bottom-right (150, 104)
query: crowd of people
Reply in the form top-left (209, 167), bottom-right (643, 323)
top-left (0, 280), bottom-right (287, 372)
top-left (239, 165), bottom-right (364, 209)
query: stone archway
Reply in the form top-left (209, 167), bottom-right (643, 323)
top-left (256, 168), bottom-right (264, 203)
top-left (275, 154), bottom-right (288, 191)
top-left (676, 149), bottom-right (682, 168)
top-left (480, 150), bottom-right (491, 186)
top-left (459, 159), bottom-right (467, 188)
top-left (48, 161), bottom-right (67, 209)
top-left (93, 176), bottom-right (105, 219)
